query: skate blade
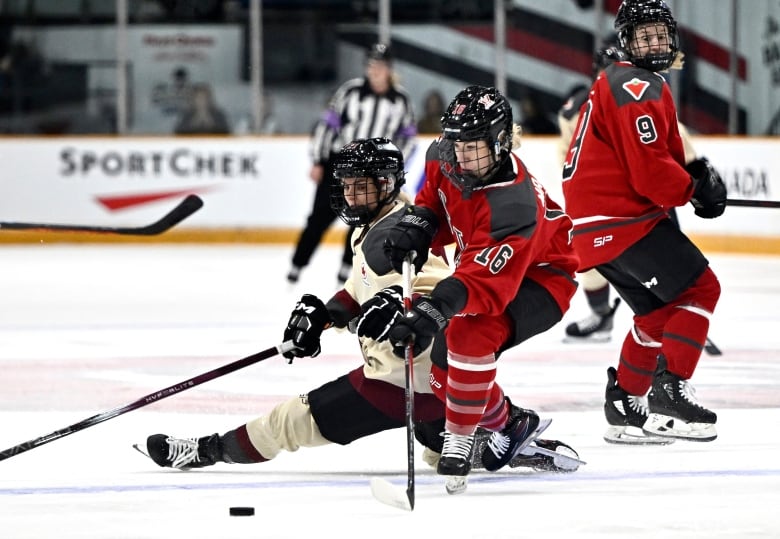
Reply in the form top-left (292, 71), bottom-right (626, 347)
top-left (643, 414), bottom-right (718, 442)
top-left (517, 443), bottom-right (586, 471)
top-left (444, 475), bottom-right (468, 495)
top-left (132, 443), bottom-right (151, 459)
top-left (517, 417), bottom-right (552, 453)
top-left (603, 425), bottom-right (675, 445)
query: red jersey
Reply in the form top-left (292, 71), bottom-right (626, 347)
top-left (562, 61), bottom-right (694, 270)
top-left (418, 141), bottom-right (578, 317)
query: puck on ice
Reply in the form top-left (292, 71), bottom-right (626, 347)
top-left (229, 507), bottom-right (255, 516)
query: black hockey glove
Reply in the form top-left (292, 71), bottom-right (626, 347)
top-left (686, 157), bottom-right (726, 219)
top-left (282, 294), bottom-right (332, 362)
top-left (356, 285), bottom-right (404, 341)
top-left (388, 295), bottom-right (451, 357)
top-left (383, 206), bottom-right (439, 273)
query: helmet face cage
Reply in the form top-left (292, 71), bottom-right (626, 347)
top-left (438, 85), bottom-right (513, 195)
top-left (330, 138), bottom-right (405, 227)
top-left (615, 0), bottom-right (679, 72)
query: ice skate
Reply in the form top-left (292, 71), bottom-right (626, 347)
top-left (513, 439), bottom-right (585, 472)
top-left (134, 433), bottom-right (222, 469)
top-left (437, 431), bottom-right (475, 495)
top-left (563, 298), bottom-right (620, 343)
top-left (480, 399), bottom-right (551, 472)
top-left (644, 356), bottom-right (717, 442)
top-left (473, 433), bottom-right (584, 473)
top-left (603, 367), bottom-right (674, 445)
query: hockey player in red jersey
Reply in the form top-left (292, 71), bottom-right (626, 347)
top-left (375, 86), bottom-right (579, 493)
top-left (562, 0), bottom-right (727, 444)
top-left (138, 138), bottom-right (580, 477)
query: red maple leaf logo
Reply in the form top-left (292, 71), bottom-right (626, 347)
top-left (622, 78), bottom-right (651, 101)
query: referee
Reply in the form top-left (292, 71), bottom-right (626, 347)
top-left (287, 43), bottom-right (417, 285)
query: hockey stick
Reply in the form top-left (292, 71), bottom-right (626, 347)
top-left (0, 341), bottom-right (295, 462)
top-left (0, 194), bottom-right (203, 235)
top-left (704, 336), bottom-right (722, 356)
top-left (370, 253), bottom-right (416, 511)
top-left (726, 199), bottom-right (780, 209)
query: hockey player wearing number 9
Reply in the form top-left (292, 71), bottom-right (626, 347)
top-left (139, 138), bottom-right (579, 476)
top-left (380, 85), bottom-right (580, 492)
top-left (561, 0), bottom-right (727, 444)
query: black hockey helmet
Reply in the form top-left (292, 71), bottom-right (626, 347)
top-left (331, 137), bottom-right (405, 227)
top-left (438, 85), bottom-right (513, 196)
top-left (614, 0), bottom-right (679, 72)
top-left (366, 43), bottom-right (393, 64)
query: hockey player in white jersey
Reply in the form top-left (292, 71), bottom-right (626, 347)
top-left (138, 138), bottom-right (580, 476)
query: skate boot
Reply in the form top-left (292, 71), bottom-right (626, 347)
top-left (564, 298), bottom-right (620, 343)
top-left (437, 431), bottom-right (475, 495)
top-left (644, 357), bottom-right (717, 442)
top-left (140, 433), bottom-right (223, 469)
top-left (481, 399), bottom-right (551, 472)
top-left (603, 367), bottom-right (673, 445)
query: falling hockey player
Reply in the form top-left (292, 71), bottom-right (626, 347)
top-left (136, 138), bottom-right (581, 481)
top-left (377, 86), bottom-right (581, 493)
top-left (562, 0), bottom-right (726, 444)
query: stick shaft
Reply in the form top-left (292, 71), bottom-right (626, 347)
top-left (0, 195), bottom-right (203, 235)
top-left (726, 199), bottom-right (780, 208)
top-left (401, 255), bottom-right (416, 510)
top-left (0, 341), bottom-right (292, 462)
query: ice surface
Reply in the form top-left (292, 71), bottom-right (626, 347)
top-left (0, 244), bottom-right (778, 538)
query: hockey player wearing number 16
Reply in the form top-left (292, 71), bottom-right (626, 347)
top-left (378, 86), bottom-right (580, 492)
top-left (562, 0), bottom-right (727, 444)
top-left (138, 138), bottom-right (580, 475)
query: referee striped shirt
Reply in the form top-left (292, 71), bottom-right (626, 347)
top-left (310, 78), bottom-right (417, 163)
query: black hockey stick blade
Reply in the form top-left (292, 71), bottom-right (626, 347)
top-left (704, 337), bottom-right (723, 356)
top-left (0, 341), bottom-right (295, 463)
top-left (726, 199), bottom-right (780, 209)
top-left (0, 194), bottom-right (204, 235)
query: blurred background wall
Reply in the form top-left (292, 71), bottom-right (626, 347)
top-left (1, 0), bottom-right (778, 136)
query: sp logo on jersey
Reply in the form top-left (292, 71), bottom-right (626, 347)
top-left (623, 78), bottom-right (651, 101)
top-left (593, 235), bottom-right (613, 247)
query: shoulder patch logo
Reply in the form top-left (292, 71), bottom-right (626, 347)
top-left (622, 78), bottom-right (651, 101)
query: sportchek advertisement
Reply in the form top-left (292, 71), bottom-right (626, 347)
top-left (0, 136), bottom-right (777, 241)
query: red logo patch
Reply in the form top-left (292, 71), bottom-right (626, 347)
top-left (622, 78), bottom-right (651, 101)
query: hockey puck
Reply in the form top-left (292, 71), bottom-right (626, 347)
top-left (229, 507), bottom-right (255, 517)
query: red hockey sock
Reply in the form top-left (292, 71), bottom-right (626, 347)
top-left (444, 351), bottom-right (497, 435)
top-left (478, 385), bottom-right (508, 432)
top-left (616, 325), bottom-right (661, 395)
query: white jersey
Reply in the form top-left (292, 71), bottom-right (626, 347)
top-left (342, 198), bottom-right (452, 393)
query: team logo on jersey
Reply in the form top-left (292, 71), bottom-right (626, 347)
top-left (622, 78), bottom-right (651, 101)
